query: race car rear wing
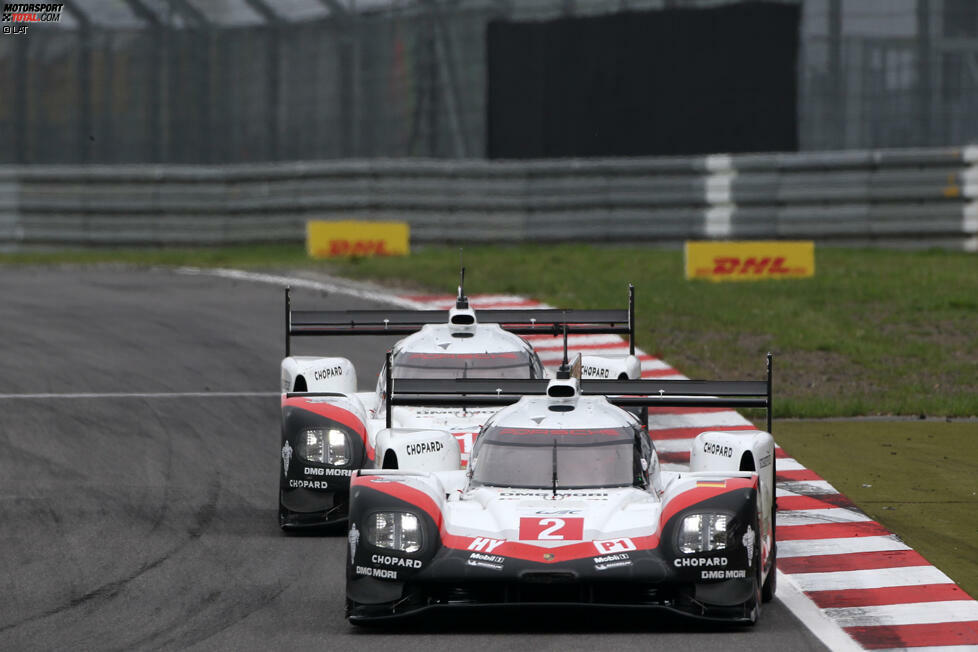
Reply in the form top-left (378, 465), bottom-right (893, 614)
top-left (284, 285), bottom-right (636, 356)
top-left (386, 353), bottom-right (774, 433)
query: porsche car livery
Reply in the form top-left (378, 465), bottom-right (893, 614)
top-left (278, 285), bottom-right (641, 529)
top-left (344, 362), bottom-right (777, 624)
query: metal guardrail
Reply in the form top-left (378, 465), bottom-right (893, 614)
top-left (1, 146), bottom-right (976, 249)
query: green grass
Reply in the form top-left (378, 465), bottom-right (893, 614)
top-left (773, 419), bottom-right (978, 599)
top-left (3, 243), bottom-right (977, 417)
top-left (0, 244), bottom-right (306, 267)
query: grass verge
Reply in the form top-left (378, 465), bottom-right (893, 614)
top-left (773, 419), bottom-right (978, 599)
top-left (4, 243), bottom-right (974, 417)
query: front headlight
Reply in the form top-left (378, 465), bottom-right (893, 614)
top-left (678, 513), bottom-right (728, 553)
top-left (364, 511), bottom-right (423, 553)
top-left (300, 428), bottom-right (351, 465)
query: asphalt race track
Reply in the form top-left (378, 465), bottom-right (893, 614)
top-left (0, 267), bottom-right (828, 651)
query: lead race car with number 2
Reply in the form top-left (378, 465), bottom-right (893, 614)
top-left (279, 276), bottom-right (642, 529)
top-left (344, 352), bottom-right (778, 624)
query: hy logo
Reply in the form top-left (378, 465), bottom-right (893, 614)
top-left (281, 441), bottom-right (292, 477)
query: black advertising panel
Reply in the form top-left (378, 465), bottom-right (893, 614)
top-left (487, 3), bottom-right (800, 158)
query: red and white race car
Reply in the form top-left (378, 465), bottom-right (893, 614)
top-left (278, 282), bottom-right (641, 529)
top-left (344, 355), bottom-right (778, 623)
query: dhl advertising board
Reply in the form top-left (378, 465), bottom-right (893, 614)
top-left (685, 241), bottom-right (815, 281)
top-left (307, 220), bottom-right (409, 258)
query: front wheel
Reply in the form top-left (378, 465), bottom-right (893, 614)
top-left (762, 554), bottom-right (777, 602)
top-left (745, 511), bottom-right (764, 625)
top-left (762, 494), bottom-right (777, 602)
top-left (279, 501), bottom-right (291, 531)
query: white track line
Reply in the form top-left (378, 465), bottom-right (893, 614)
top-left (779, 508), bottom-right (873, 527)
top-left (775, 458), bottom-right (808, 471)
top-left (532, 334), bottom-right (630, 348)
top-left (778, 481), bottom-right (840, 496)
top-left (790, 566), bottom-right (955, 592)
top-left (660, 463), bottom-right (691, 473)
top-left (651, 439), bottom-right (696, 453)
top-left (0, 391), bottom-right (277, 399)
top-left (777, 572), bottom-right (864, 652)
top-left (649, 411), bottom-right (753, 429)
top-left (177, 267), bottom-right (428, 309)
top-left (824, 600), bottom-right (978, 627)
top-left (778, 485), bottom-right (841, 497)
top-left (537, 349), bottom-right (632, 362)
top-left (874, 647), bottom-right (978, 652)
top-left (779, 535), bottom-right (911, 558)
top-left (411, 295), bottom-right (537, 308)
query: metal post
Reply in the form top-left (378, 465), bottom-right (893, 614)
top-left (101, 32), bottom-right (115, 162)
top-left (385, 349), bottom-right (393, 429)
top-left (62, 1), bottom-right (92, 163)
top-left (13, 35), bottom-right (28, 163)
top-left (766, 352), bottom-right (773, 434)
top-left (431, 14), bottom-right (466, 157)
top-left (199, 28), bottom-right (212, 163)
top-left (828, 0), bottom-right (844, 147)
top-left (267, 25), bottom-right (281, 160)
top-left (426, 16), bottom-right (438, 155)
top-left (285, 286), bottom-right (292, 357)
top-left (917, 0), bottom-right (932, 145)
top-left (338, 20), bottom-right (355, 156)
top-left (628, 283), bottom-right (635, 356)
top-left (77, 23), bottom-right (92, 163)
top-left (218, 30), bottom-right (231, 162)
top-left (352, 0), bottom-right (361, 156)
top-left (122, 0), bottom-right (161, 161)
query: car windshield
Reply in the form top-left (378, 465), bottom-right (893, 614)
top-left (392, 351), bottom-right (537, 380)
top-left (470, 426), bottom-right (636, 489)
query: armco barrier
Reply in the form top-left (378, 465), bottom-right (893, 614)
top-left (0, 146), bottom-right (975, 248)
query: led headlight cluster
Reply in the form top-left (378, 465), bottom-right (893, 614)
top-left (364, 512), bottom-right (423, 553)
top-left (300, 428), bottom-right (351, 465)
top-left (678, 513), bottom-right (728, 554)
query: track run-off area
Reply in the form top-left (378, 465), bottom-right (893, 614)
top-left (0, 266), bottom-right (972, 651)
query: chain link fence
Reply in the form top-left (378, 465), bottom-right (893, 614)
top-left (1, 0), bottom-right (977, 164)
top-left (800, 0), bottom-right (978, 150)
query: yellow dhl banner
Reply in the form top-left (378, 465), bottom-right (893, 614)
top-left (307, 220), bottom-right (409, 258)
top-left (685, 241), bottom-right (815, 281)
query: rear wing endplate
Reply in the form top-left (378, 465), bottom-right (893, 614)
top-left (284, 285), bottom-right (636, 355)
top-left (386, 353), bottom-right (774, 433)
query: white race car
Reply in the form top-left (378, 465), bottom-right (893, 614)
top-left (344, 355), bottom-right (777, 624)
top-left (278, 282), bottom-right (641, 529)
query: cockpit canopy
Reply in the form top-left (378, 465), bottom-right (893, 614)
top-left (469, 425), bottom-right (642, 490)
top-left (392, 350), bottom-right (544, 380)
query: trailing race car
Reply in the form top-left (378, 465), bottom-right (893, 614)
top-left (344, 353), bottom-right (777, 624)
top-left (279, 279), bottom-right (641, 529)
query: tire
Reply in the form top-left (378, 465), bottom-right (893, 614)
top-left (747, 513), bottom-right (763, 625)
top-left (762, 491), bottom-right (777, 602)
top-left (279, 501), bottom-right (291, 531)
top-left (761, 552), bottom-right (777, 602)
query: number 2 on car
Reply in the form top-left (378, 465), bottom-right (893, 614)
top-left (518, 517), bottom-right (584, 541)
